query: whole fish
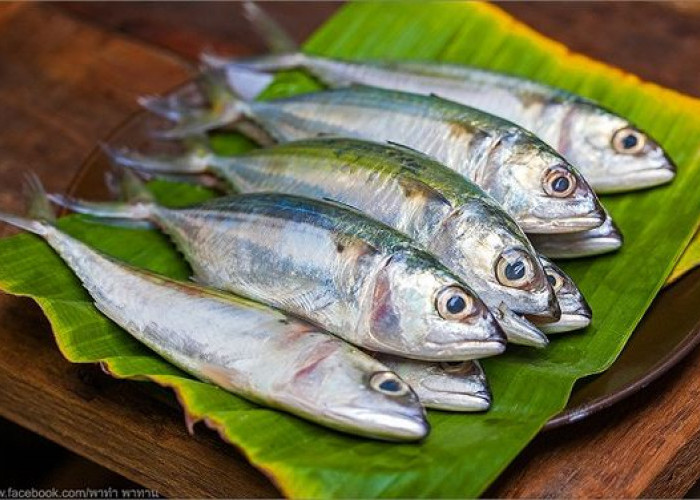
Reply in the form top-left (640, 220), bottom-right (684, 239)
top-left (529, 210), bottom-right (622, 259)
top-left (50, 190), bottom-right (506, 361)
top-left (537, 256), bottom-right (592, 333)
top-left (105, 138), bottom-right (559, 339)
top-left (145, 78), bottom-right (606, 236)
top-left (208, 3), bottom-right (675, 193)
top-left (374, 356), bottom-right (490, 412)
top-left (0, 182), bottom-right (429, 441)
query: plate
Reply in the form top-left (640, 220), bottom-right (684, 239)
top-left (65, 105), bottom-right (700, 430)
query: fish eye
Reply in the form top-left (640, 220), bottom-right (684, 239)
top-left (496, 248), bottom-right (536, 289)
top-left (369, 371), bottom-right (410, 396)
top-left (542, 166), bottom-right (577, 198)
top-left (439, 361), bottom-right (468, 373)
top-left (545, 267), bottom-right (564, 292)
top-left (612, 127), bottom-right (646, 155)
top-left (435, 286), bottom-right (479, 321)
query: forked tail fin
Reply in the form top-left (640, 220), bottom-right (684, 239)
top-left (0, 174), bottom-right (56, 236)
top-left (243, 1), bottom-right (299, 54)
top-left (102, 142), bottom-right (213, 176)
top-left (48, 170), bottom-right (156, 221)
top-left (143, 68), bottom-right (254, 140)
top-left (202, 2), bottom-right (299, 70)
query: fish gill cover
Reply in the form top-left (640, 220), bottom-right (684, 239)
top-left (1, 2), bottom-right (700, 497)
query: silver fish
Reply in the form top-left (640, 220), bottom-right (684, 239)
top-left (50, 190), bottom-right (506, 361)
top-left (0, 183), bottom-right (429, 441)
top-left (373, 355), bottom-right (491, 412)
top-left (104, 137), bottom-right (558, 343)
top-left (146, 75), bottom-right (606, 236)
top-left (209, 6), bottom-right (675, 193)
top-left (529, 209), bottom-right (622, 259)
top-left (537, 255), bottom-right (592, 333)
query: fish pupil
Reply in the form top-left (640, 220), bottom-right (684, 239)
top-left (446, 295), bottom-right (466, 314)
top-left (379, 379), bottom-right (402, 392)
top-left (622, 134), bottom-right (638, 149)
top-left (551, 176), bottom-right (570, 193)
top-left (505, 261), bottom-right (526, 281)
top-left (547, 274), bottom-right (556, 286)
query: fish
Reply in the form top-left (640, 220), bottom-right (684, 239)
top-left (529, 209), bottom-right (622, 259)
top-left (104, 137), bottom-right (559, 344)
top-left (209, 2), bottom-right (676, 194)
top-left (536, 255), bottom-right (592, 333)
top-left (144, 74), bottom-right (606, 236)
top-left (0, 177), bottom-right (429, 441)
top-left (373, 355), bottom-right (491, 412)
top-left (49, 187), bottom-right (507, 361)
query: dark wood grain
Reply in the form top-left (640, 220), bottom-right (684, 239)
top-left (1, 1), bottom-right (700, 497)
top-left (0, 3), bottom-right (274, 496)
top-left (57, 2), bottom-right (700, 98)
top-left (499, 1), bottom-right (700, 98)
top-left (58, 2), bottom-right (341, 62)
top-left (0, 3), bottom-right (190, 233)
top-left (0, 296), bottom-right (277, 497)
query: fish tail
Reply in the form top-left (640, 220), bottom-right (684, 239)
top-left (47, 193), bottom-right (154, 221)
top-left (23, 172), bottom-right (56, 224)
top-left (138, 94), bottom-right (192, 122)
top-left (0, 211), bottom-right (49, 236)
top-left (48, 170), bottom-right (155, 222)
top-left (0, 174), bottom-right (56, 236)
top-left (144, 68), bottom-right (252, 140)
top-left (202, 52), bottom-right (307, 74)
top-left (201, 2), bottom-right (305, 75)
top-left (243, 1), bottom-right (299, 54)
top-left (102, 142), bottom-right (212, 175)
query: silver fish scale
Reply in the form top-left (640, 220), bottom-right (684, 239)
top-left (224, 154), bottom-right (449, 244)
top-left (36, 225), bottom-right (428, 441)
top-left (304, 57), bottom-right (567, 143)
top-left (153, 205), bottom-right (374, 334)
top-left (230, 53), bottom-right (674, 193)
top-left (209, 139), bottom-right (552, 318)
top-left (241, 86), bottom-right (604, 235)
top-left (136, 194), bottom-right (505, 361)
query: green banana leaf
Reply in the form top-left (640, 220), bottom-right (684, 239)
top-left (2, 2), bottom-right (700, 497)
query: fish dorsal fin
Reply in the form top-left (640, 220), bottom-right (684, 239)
top-left (321, 196), bottom-right (357, 211)
top-left (386, 141), bottom-right (430, 158)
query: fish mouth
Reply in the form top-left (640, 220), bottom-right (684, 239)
top-left (421, 338), bottom-right (506, 361)
top-left (495, 313), bottom-right (548, 348)
top-left (422, 390), bottom-right (491, 412)
top-left (529, 223), bottom-right (623, 259)
top-left (525, 288), bottom-right (561, 323)
top-left (540, 311), bottom-right (592, 334)
top-left (519, 211), bottom-right (606, 235)
top-left (341, 409), bottom-right (430, 441)
top-left (592, 165), bottom-right (676, 194)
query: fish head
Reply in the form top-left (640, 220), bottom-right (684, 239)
top-left (483, 131), bottom-right (605, 234)
top-left (535, 255), bottom-right (592, 332)
top-left (364, 248), bottom-right (506, 361)
top-left (559, 102), bottom-right (675, 193)
top-left (292, 341), bottom-right (429, 441)
top-left (430, 199), bottom-right (557, 318)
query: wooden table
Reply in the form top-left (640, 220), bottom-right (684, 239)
top-left (1, 2), bottom-right (699, 497)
